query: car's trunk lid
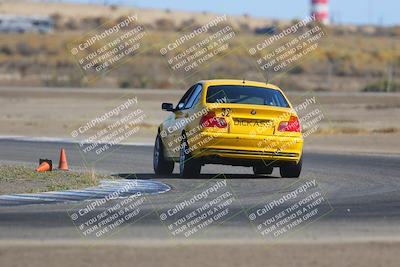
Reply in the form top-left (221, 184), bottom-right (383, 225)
top-left (207, 104), bottom-right (293, 136)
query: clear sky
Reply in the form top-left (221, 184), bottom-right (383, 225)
top-left (66, 0), bottom-right (398, 26)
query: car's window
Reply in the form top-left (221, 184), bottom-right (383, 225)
top-left (176, 85), bottom-right (196, 110)
top-left (192, 89), bottom-right (202, 106)
top-left (206, 85), bottom-right (290, 108)
top-left (184, 84), bottom-right (202, 109)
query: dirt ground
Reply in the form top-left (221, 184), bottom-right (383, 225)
top-left (1, 239), bottom-right (400, 267)
top-left (0, 86), bottom-right (399, 154)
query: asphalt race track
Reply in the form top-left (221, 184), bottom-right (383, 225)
top-left (0, 138), bottom-right (399, 241)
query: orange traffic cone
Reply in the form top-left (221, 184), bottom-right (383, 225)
top-left (36, 159), bottom-right (52, 172)
top-left (58, 148), bottom-right (69, 171)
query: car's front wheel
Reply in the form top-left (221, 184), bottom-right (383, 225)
top-left (179, 136), bottom-right (201, 178)
top-left (280, 157), bottom-right (302, 178)
top-left (153, 133), bottom-right (174, 175)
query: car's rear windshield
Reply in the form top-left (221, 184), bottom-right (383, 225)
top-left (206, 85), bottom-right (290, 108)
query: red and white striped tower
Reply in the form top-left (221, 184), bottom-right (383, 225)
top-left (311, 0), bottom-right (329, 25)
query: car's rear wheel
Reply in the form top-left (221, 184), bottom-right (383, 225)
top-left (253, 163), bottom-right (273, 175)
top-left (153, 133), bottom-right (174, 175)
top-left (280, 157), bottom-right (302, 178)
top-left (179, 135), bottom-right (201, 178)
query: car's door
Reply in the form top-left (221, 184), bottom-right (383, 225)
top-left (162, 84), bottom-right (197, 158)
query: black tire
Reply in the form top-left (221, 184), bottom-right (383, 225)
top-left (179, 135), bottom-right (201, 178)
top-left (280, 157), bottom-right (302, 178)
top-left (253, 163), bottom-right (273, 175)
top-left (153, 133), bottom-right (174, 175)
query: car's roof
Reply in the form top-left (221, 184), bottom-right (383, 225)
top-left (199, 79), bottom-right (282, 91)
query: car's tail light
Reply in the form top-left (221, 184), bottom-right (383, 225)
top-left (278, 116), bottom-right (301, 132)
top-left (200, 111), bottom-right (227, 128)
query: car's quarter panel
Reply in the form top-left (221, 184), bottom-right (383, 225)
top-left (182, 91), bottom-right (208, 159)
top-left (169, 109), bottom-right (188, 159)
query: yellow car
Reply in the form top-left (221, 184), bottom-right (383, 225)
top-left (153, 79), bottom-right (303, 178)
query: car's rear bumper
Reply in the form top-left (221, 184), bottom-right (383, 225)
top-left (190, 131), bottom-right (303, 163)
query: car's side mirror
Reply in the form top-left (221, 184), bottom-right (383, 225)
top-left (161, 103), bottom-right (174, 112)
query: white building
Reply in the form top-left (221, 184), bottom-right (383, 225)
top-left (0, 15), bottom-right (54, 33)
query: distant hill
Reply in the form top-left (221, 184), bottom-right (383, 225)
top-left (0, 0), bottom-right (287, 30)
